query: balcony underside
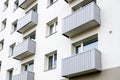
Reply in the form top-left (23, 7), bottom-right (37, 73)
top-left (19, 0), bottom-right (36, 9)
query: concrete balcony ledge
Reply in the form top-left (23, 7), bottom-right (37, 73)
top-left (17, 10), bottom-right (38, 33)
top-left (61, 48), bottom-right (102, 78)
top-left (62, 2), bottom-right (100, 37)
top-left (64, 0), bottom-right (74, 3)
top-left (13, 39), bottom-right (36, 60)
top-left (19, 0), bottom-right (36, 9)
top-left (12, 71), bottom-right (34, 80)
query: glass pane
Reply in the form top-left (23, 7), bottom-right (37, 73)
top-left (54, 54), bottom-right (57, 68)
top-left (50, 24), bottom-right (55, 34)
top-left (28, 63), bottom-right (34, 72)
top-left (30, 33), bottom-right (35, 40)
top-left (48, 56), bottom-right (53, 69)
top-left (9, 70), bottom-right (13, 80)
top-left (76, 45), bottom-right (81, 54)
top-left (83, 38), bottom-right (98, 51)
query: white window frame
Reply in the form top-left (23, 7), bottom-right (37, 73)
top-left (3, 0), bottom-right (9, 11)
top-left (7, 69), bottom-right (13, 80)
top-left (0, 40), bottom-right (4, 51)
top-left (22, 61), bottom-right (34, 72)
top-left (24, 31), bottom-right (36, 41)
top-left (73, 35), bottom-right (98, 54)
top-left (9, 43), bottom-right (15, 57)
top-left (45, 51), bottom-right (57, 70)
top-left (1, 19), bottom-right (6, 31)
top-left (47, 0), bottom-right (57, 6)
top-left (46, 17), bottom-right (58, 37)
top-left (11, 20), bottom-right (17, 33)
top-left (14, 0), bottom-right (18, 11)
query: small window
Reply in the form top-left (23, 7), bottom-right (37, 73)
top-left (9, 43), bottom-right (15, 57)
top-left (0, 40), bottom-right (4, 51)
top-left (45, 51), bottom-right (57, 70)
top-left (11, 20), bottom-right (17, 33)
top-left (48, 0), bottom-right (57, 6)
top-left (74, 35), bottom-right (98, 54)
top-left (46, 18), bottom-right (58, 36)
top-left (14, 0), bottom-right (18, 11)
top-left (1, 19), bottom-right (7, 31)
top-left (3, 0), bottom-right (9, 11)
top-left (7, 69), bottom-right (13, 80)
top-left (24, 31), bottom-right (36, 41)
top-left (22, 61), bottom-right (34, 72)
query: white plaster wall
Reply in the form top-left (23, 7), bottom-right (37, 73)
top-left (0, 0), bottom-right (120, 80)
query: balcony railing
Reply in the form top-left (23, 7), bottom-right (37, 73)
top-left (19, 0), bottom-right (36, 9)
top-left (17, 10), bottom-right (38, 33)
top-left (61, 49), bottom-right (102, 78)
top-left (12, 71), bottom-right (34, 80)
top-left (62, 2), bottom-right (100, 37)
top-left (13, 39), bottom-right (36, 60)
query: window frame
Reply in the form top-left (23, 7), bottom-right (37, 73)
top-left (13, 0), bottom-right (19, 11)
top-left (11, 20), bottom-right (17, 33)
top-left (22, 60), bottom-right (34, 72)
top-left (24, 31), bottom-right (36, 41)
top-left (0, 40), bottom-right (4, 51)
top-left (73, 35), bottom-right (98, 54)
top-left (7, 68), bottom-right (13, 80)
top-left (3, 0), bottom-right (9, 11)
top-left (47, 0), bottom-right (58, 7)
top-left (46, 17), bottom-right (58, 37)
top-left (45, 51), bottom-right (57, 71)
top-left (1, 19), bottom-right (7, 31)
top-left (9, 43), bottom-right (15, 57)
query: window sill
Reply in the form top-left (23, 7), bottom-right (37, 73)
top-left (46, 31), bottom-right (57, 38)
top-left (47, 0), bottom-right (58, 8)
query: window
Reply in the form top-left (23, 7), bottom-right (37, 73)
top-left (11, 20), bottom-right (17, 33)
top-left (74, 36), bottom-right (98, 54)
top-left (14, 0), bottom-right (18, 11)
top-left (48, 0), bottom-right (57, 6)
top-left (9, 43), bottom-right (15, 57)
top-left (22, 61), bottom-right (34, 72)
top-left (46, 18), bottom-right (58, 36)
top-left (3, 0), bottom-right (9, 11)
top-left (0, 40), bottom-right (4, 51)
top-left (1, 19), bottom-right (7, 31)
top-left (45, 51), bottom-right (57, 70)
top-left (26, 4), bottom-right (37, 13)
top-left (24, 31), bottom-right (36, 40)
top-left (7, 69), bottom-right (13, 80)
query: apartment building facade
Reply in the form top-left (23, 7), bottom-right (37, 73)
top-left (0, 0), bottom-right (120, 80)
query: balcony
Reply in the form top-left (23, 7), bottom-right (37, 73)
top-left (61, 49), bottom-right (102, 78)
top-left (17, 10), bottom-right (38, 33)
top-left (12, 71), bottom-right (34, 80)
top-left (62, 2), bottom-right (100, 37)
top-left (19, 0), bottom-right (36, 9)
top-left (13, 39), bottom-right (36, 60)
